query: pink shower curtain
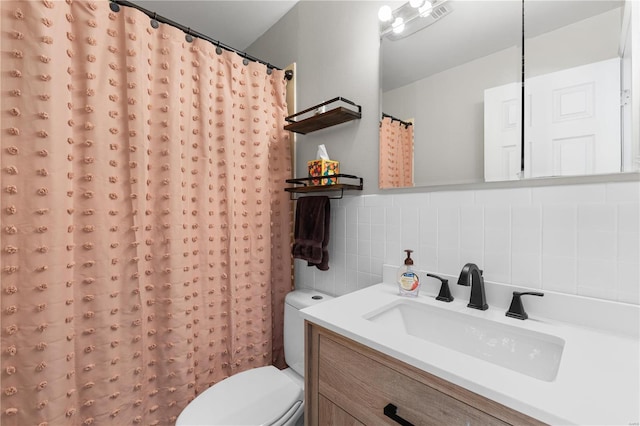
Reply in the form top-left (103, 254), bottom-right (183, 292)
top-left (1, 1), bottom-right (292, 424)
top-left (379, 116), bottom-right (413, 188)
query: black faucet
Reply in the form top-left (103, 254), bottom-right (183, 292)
top-left (457, 263), bottom-right (488, 310)
top-left (506, 291), bottom-right (544, 320)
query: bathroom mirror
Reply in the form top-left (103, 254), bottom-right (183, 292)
top-left (380, 0), bottom-right (637, 188)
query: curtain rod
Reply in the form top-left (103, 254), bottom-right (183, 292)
top-left (109, 0), bottom-right (293, 79)
top-left (381, 113), bottom-right (413, 128)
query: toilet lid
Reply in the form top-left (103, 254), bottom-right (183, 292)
top-left (176, 366), bottom-right (303, 426)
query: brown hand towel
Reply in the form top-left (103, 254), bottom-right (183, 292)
top-left (292, 196), bottom-right (330, 271)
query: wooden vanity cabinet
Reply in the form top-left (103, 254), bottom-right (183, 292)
top-left (305, 322), bottom-right (546, 426)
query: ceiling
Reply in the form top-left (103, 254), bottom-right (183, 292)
top-left (130, 0), bottom-right (299, 51)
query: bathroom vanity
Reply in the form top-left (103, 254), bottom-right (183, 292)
top-left (301, 279), bottom-right (640, 425)
top-left (305, 323), bottom-right (543, 425)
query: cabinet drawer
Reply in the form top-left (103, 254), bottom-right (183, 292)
top-left (318, 333), bottom-right (510, 426)
top-left (319, 394), bottom-right (365, 426)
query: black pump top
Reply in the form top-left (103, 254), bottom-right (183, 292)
top-left (403, 249), bottom-right (414, 266)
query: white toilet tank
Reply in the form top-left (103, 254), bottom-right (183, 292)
top-left (283, 289), bottom-right (333, 377)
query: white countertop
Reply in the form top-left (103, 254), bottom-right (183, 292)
top-left (301, 282), bottom-right (640, 425)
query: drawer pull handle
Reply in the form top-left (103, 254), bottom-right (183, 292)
top-left (383, 403), bottom-right (415, 426)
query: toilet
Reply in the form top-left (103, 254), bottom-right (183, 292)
top-left (176, 289), bottom-right (333, 426)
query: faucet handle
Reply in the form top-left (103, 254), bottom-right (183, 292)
top-left (427, 273), bottom-right (454, 303)
top-left (505, 291), bottom-right (544, 320)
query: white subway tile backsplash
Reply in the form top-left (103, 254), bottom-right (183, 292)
top-left (357, 254), bottom-right (371, 273)
top-left (371, 223), bottom-right (385, 243)
top-left (617, 231), bottom-right (639, 264)
top-left (577, 231), bottom-right (617, 261)
top-left (577, 259), bottom-right (617, 301)
top-left (512, 205), bottom-right (541, 229)
top-left (418, 244), bottom-right (438, 271)
top-left (483, 251), bottom-right (511, 283)
top-left (542, 255), bottom-right (577, 294)
top-left (460, 206), bottom-right (484, 253)
top-left (345, 237), bottom-right (357, 255)
top-left (362, 194), bottom-right (387, 207)
top-left (385, 206), bottom-right (401, 228)
top-left (543, 230), bottom-right (576, 257)
top-left (393, 193), bottom-right (424, 208)
top-left (437, 218), bottom-right (460, 251)
top-left (475, 187), bottom-right (531, 205)
top-left (357, 238), bottom-right (371, 258)
top-left (605, 181), bottom-right (640, 204)
top-left (401, 207), bottom-right (420, 248)
top-left (437, 247), bottom-right (460, 274)
top-left (419, 206), bottom-right (438, 241)
top-left (543, 205), bottom-right (577, 230)
top-left (357, 222), bottom-right (371, 242)
top-left (577, 204), bottom-right (616, 232)
top-left (485, 227), bottom-right (511, 255)
top-left (532, 184), bottom-right (606, 204)
top-left (430, 190), bottom-right (475, 206)
top-left (295, 181), bottom-right (639, 306)
top-left (512, 254), bottom-right (542, 288)
top-left (617, 262), bottom-right (640, 304)
top-left (358, 206), bottom-right (370, 224)
top-left (370, 206), bottom-right (385, 225)
top-left (618, 204), bottom-right (640, 234)
top-left (512, 227), bottom-right (541, 256)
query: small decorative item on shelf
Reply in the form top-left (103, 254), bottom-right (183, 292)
top-left (308, 159), bottom-right (340, 185)
top-left (308, 144), bottom-right (339, 185)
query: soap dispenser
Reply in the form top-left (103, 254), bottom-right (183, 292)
top-left (397, 249), bottom-right (420, 297)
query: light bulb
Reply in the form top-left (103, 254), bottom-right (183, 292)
top-left (419, 1), bottom-right (433, 16)
top-left (392, 17), bottom-right (405, 34)
top-left (409, 0), bottom-right (425, 8)
top-left (378, 5), bottom-right (392, 22)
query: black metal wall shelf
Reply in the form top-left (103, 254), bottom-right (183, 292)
top-left (285, 174), bottom-right (363, 200)
top-left (284, 97), bottom-right (362, 135)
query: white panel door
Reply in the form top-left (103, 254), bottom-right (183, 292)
top-left (484, 82), bottom-right (521, 182)
top-left (525, 58), bottom-right (621, 178)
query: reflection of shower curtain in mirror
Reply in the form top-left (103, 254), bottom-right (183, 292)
top-left (379, 117), bottom-right (414, 188)
top-left (0, 1), bottom-right (293, 424)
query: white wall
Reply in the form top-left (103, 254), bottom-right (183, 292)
top-left (248, 1), bottom-right (640, 305)
top-left (248, 1), bottom-right (381, 186)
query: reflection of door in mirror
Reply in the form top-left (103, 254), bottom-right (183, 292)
top-left (523, 1), bottom-right (627, 179)
top-left (526, 58), bottom-right (621, 178)
top-left (484, 82), bottom-right (522, 182)
top-left (379, 115), bottom-right (414, 188)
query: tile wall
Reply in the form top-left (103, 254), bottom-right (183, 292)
top-left (294, 181), bottom-right (640, 305)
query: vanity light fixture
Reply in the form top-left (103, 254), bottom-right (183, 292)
top-left (378, 5), bottom-right (393, 22)
top-left (379, 0), bottom-right (452, 40)
top-left (392, 17), bottom-right (405, 34)
top-left (418, 1), bottom-right (433, 17)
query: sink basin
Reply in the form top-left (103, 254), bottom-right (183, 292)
top-left (364, 299), bottom-right (564, 382)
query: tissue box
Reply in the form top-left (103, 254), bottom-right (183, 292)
top-left (308, 159), bottom-right (340, 185)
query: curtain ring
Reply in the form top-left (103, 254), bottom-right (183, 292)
top-left (185, 28), bottom-right (193, 43)
top-left (150, 12), bottom-right (159, 29)
top-left (215, 42), bottom-right (222, 55)
top-left (109, 2), bottom-right (120, 12)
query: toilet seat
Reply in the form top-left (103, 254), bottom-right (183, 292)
top-left (176, 366), bottom-right (303, 426)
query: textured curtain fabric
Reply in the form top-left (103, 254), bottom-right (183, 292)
top-left (379, 116), bottom-right (414, 188)
top-left (1, 1), bottom-right (292, 425)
